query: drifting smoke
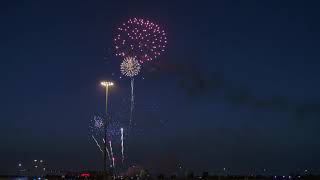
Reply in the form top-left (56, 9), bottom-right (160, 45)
top-left (146, 55), bottom-right (320, 122)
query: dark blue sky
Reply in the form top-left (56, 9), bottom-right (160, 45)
top-left (1, 0), bottom-right (320, 175)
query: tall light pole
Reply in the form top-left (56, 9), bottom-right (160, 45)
top-left (100, 81), bottom-right (114, 179)
top-left (101, 81), bottom-right (114, 115)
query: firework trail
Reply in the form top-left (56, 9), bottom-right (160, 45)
top-left (109, 140), bottom-right (115, 168)
top-left (120, 56), bottom-right (141, 125)
top-left (91, 135), bottom-right (103, 154)
top-left (130, 78), bottom-right (134, 125)
top-left (103, 138), bottom-right (111, 164)
top-left (120, 128), bottom-right (124, 163)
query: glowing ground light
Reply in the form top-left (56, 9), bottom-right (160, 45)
top-left (80, 173), bottom-right (91, 177)
top-left (114, 18), bottom-right (167, 63)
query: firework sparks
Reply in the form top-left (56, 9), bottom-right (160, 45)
top-left (120, 56), bottom-right (141, 77)
top-left (94, 117), bottom-right (104, 128)
top-left (106, 120), bottom-right (121, 141)
top-left (114, 18), bottom-right (167, 63)
top-left (90, 116), bottom-right (104, 135)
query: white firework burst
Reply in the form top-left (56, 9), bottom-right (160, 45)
top-left (120, 57), bottom-right (141, 77)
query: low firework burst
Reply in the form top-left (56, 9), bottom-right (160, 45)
top-left (120, 56), bottom-right (141, 77)
top-left (90, 116), bottom-right (104, 135)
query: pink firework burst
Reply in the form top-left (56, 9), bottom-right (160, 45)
top-left (114, 18), bottom-right (167, 63)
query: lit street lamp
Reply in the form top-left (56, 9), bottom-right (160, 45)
top-left (100, 81), bottom-right (113, 115)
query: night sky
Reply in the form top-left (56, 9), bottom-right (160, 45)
top-left (1, 0), bottom-right (320, 175)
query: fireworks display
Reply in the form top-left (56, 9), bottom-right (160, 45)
top-left (114, 18), bottom-right (167, 63)
top-left (115, 18), bottom-right (168, 127)
top-left (89, 17), bottom-right (168, 171)
top-left (90, 114), bottom-right (127, 168)
top-left (120, 56), bottom-right (141, 77)
top-left (90, 116), bottom-right (113, 167)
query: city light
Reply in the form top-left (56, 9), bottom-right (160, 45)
top-left (80, 173), bottom-right (91, 177)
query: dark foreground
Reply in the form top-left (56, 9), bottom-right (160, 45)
top-left (0, 175), bottom-right (319, 180)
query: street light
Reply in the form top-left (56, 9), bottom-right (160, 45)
top-left (101, 81), bottom-right (114, 86)
top-left (100, 81), bottom-right (114, 179)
